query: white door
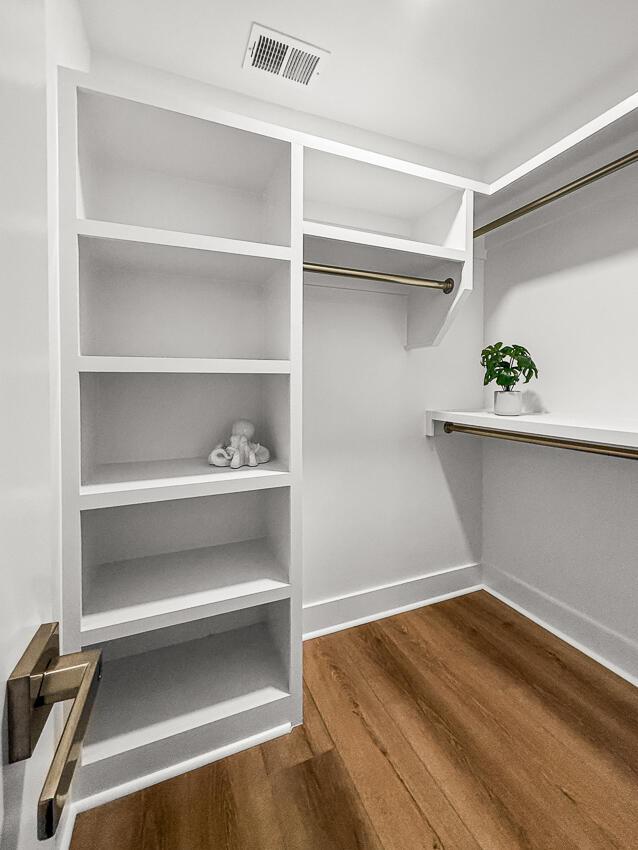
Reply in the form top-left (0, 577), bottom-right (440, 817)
top-left (1, 1), bottom-right (58, 847)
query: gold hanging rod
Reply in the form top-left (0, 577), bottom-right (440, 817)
top-left (474, 147), bottom-right (638, 238)
top-left (443, 422), bottom-right (638, 461)
top-left (303, 261), bottom-right (455, 293)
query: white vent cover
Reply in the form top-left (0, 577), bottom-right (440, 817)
top-left (243, 24), bottom-right (329, 86)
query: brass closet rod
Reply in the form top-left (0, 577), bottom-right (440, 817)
top-left (303, 262), bottom-right (455, 293)
top-left (474, 147), bottom-right (638, 238)
top-left (443, 422), bottom-right (638, 461)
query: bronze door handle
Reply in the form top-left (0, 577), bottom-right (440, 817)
top-left (7, 622), bottom-right (102, 840)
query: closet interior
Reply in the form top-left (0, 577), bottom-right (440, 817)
top-left (47, 63), bottom-right (638, 823)
top-left (7, 5), bottom-right (638, 847)
top-left (56, 73), bottom-right (478, 798)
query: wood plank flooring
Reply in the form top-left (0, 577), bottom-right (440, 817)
top-left (71, 591), bottom-right (638, 849)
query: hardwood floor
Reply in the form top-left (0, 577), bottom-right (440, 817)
top-left (71, 591), bottom-right (638, 849)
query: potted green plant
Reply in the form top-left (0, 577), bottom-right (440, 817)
top-left (481, 342), bottom-right (539, 415)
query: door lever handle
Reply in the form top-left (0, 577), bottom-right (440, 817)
top-left (7, 623), bottom-right (102, 840)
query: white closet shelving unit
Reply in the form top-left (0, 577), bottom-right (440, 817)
top-left (58, 78), bottom-right (303, 797)
top-left (303, 145), bottom-right (474, 348)
top-left (58, 70), bottom-right (475, 801)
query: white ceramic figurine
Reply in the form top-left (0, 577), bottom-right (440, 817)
top-left (208, 419), bottom-right (271, 469)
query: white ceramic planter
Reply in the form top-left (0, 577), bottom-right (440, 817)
top-left (494, 390), bottom-right (522, 415)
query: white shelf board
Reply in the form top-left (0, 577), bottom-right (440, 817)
top-left (79, 228), bottom-right (290, 281)
top-left (77, 356), bottom-right (291, 374)
top-left (76, 219), bottom-right (292, 262)
top-left (82, 621), bottom-right (289, 764)
top-left (80, 458), bottom-right (291, 509)
top-left (425, 409), bottom-right (638, 448)
top-left (303, 220), bottom-right (466, 263)
top-left (82, 537), bottom-right (290, 643)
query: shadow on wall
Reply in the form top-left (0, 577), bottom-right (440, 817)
top-left (520, 390), bottom-right (548, 414)
top-left (482, 439), bottom-right (638, 651)
top-left (427, 432), bottom-right (483, 564)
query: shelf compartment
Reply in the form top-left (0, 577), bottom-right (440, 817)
top-left (79, 234), bottom-right (290, 360)
top-left (80, 371), bottom-right (290, 489)
top-left (304, 148), bottom-right (467, 250)
top-left (78, 92), bottom-right (291, 245)
top-left (82, 602), bottom-right (290, 764)
top-left (81, 489), bottom-right (290, 642)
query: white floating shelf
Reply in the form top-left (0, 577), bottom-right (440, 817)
top-left (82, 621), bottom-right (290, 764)
top-left (82, 537), bottom-right (290, 643)
top-left (425, 409), bottom-right (638, 448)
top-left (80, 459), bottom-right (291, 509)
top-left (76, 219), bottom-right (292, 262)
top-left (303, 220), bottom-right (466, 263)
top-left (77, 356), bottom-right (291, 375)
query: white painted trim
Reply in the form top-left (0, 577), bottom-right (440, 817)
top-left (288, 141), bottom-right (305, 726)
top-left (482, 566), bottom-right (638, 687)
top-left (301, 135), bottom-right (487, 193)
top-left (302, 563), bottom-right (638, 690)
top-left (303, 563), bottom-right (481, 638)
top-left (304, 585), bottom-right (482, 640)
top-left (489, 92), bottom-right (638, 193)
top-left (57, 723), bottom-right (292, 848)
top-left (428, 187), bottom-right (474, 347)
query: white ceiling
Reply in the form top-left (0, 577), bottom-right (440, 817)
top-left (78, 0), bottom-right (638, 181)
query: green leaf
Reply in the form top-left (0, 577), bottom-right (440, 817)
top-left (482, 340), bottom-right (538, 391)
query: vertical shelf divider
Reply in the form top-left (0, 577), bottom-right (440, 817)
top-left (288, 141), bottom-right (304, 724)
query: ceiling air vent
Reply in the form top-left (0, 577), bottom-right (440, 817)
top-left (243, 24), bottom-right (329, 86)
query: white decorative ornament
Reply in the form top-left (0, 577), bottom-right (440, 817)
top-left (208, 419), bottom-right (271, 469)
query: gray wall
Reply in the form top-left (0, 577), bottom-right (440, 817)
top-left (482, 159), bottom-right (638, 681)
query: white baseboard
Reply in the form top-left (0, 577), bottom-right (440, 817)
top-left (57, 723), bottom-right (292, 849)
top-left (303, 563), bottom-right (482, 639)
top-left (302, 561), bottom-right (637, 689)
top-left (483, 564), bottom-right (638, 687)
